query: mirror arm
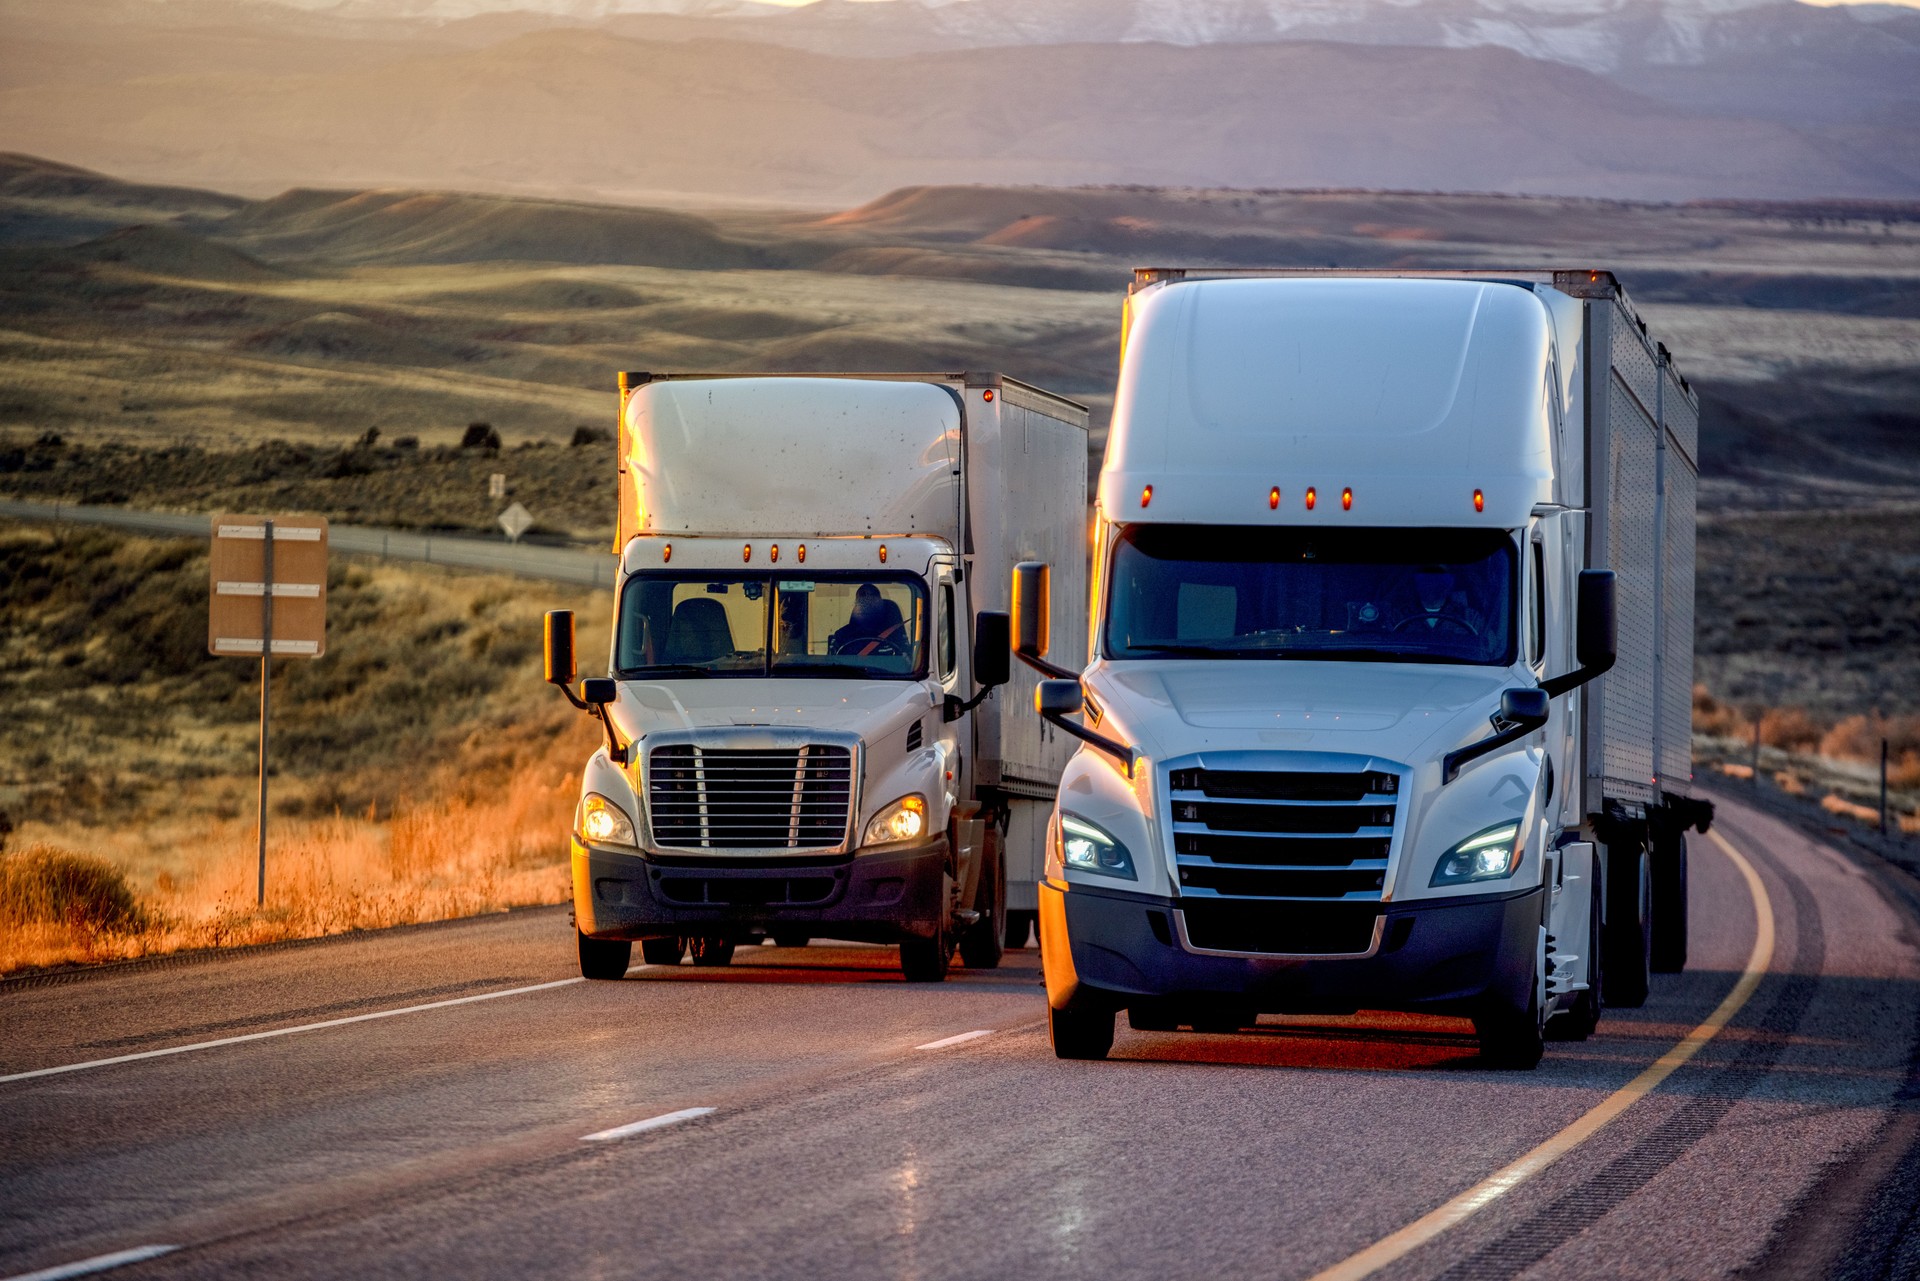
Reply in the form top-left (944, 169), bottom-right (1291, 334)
top-left (555, 680), bottom-right (590, 712)
top-left (1042, 708), bottom-right (1138, 778)
top-left (944, 687), bottom-right (993, 722)
top-left (1442, 715), bottom-right (1546, 784)
top-left (591, 703), bottom-right (628, 765)
top-left (1538, 651), bottom-right (1617, 700)
top-left (1016, 649), bottom-right (1078, 681)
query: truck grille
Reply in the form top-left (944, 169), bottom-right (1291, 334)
top-left (648, 745), bottom-right (854, 851)
top-left (1168, 767), bottom-right (1396, 906)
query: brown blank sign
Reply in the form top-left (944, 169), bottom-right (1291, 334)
top-left (208, 514), bottom-right (329, 658)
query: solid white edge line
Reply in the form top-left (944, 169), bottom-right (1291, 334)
top-left (581, 1107), bottom-right (716, 1142)
top-left (915, 1030), bottom-right (994, 1050)
top-left (2, 1245), bottom-right (179, 1281)
top-left (0, 979), bottom-right (585, 1085)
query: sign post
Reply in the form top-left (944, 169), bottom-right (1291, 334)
top-left (209, 515), bottom-right (329, 905)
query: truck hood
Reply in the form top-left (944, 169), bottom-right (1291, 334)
top-left (1087, 660), bottom-right (1516, 768)
top-left (607, 677), bottom-right (934, 742)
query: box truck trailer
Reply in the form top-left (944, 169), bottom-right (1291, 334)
top-left (545, 372), bottom-right (1088, 981)
top-left (1012, 269), bottom-right (1713, 1065)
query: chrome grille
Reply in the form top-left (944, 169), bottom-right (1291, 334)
top-left (648, 745), bottom-right (854, 850)
top-left (1169, 767), bottom-right (1397, 903)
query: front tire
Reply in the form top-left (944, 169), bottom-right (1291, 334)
top-left (900, 917), bottom-right (952, 982)
top-left (1650, 831), bottom-right (1689, 973)
top-left (1049, 1005), bottom-right (1115, 1060)
top-left (771, 930), bottom-right (811, 949)
top-left (578, 930), bottom-right (632, 980)
top-left (1604, 837), bottom-right (1652, 1008)
top-left (639, 935), bottom-right (685, 966)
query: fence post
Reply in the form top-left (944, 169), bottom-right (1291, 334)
top-left (1883, 738), bottom-right (1891, 836)
top-left (1752, 718), bottom-right (1762, 787)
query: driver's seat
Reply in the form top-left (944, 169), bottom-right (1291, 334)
top-left (664, 598), bottom-right (733, 664)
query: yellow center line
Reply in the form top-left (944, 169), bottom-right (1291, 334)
top-left (1307, 827), bottom-right (1776, 1281)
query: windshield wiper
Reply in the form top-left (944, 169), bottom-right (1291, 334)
top-left (617, 664), bottom-right (716, 678)
top-left (770, 661), bottom-right (904, 679)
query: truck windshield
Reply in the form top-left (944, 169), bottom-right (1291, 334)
top-left (616, 572), bottom-right (929, 680)
top-left (1105, 525), bottom-right (1516, 665)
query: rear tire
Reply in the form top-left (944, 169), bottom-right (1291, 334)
top-left (578, 930), bottom-right (632, 981)
top-left (899, 918), bottom-right (952, 983)
top-left (1604, 837), bottom-right (1652, 1008)
top-left (1003, 910), bottom-right (1036, 951)
top-left (958, 836), bottom-right (1006, 970)
top-left (1049, 1005), bottom-right (1115, 1060)
top-left (687, 935), bottom-right (736, 967)
top-left (771, 931), bottom-right (811, 949)
top-left (1650, 831), bottom-right (1690, 973)
top-left (639, 935), bottom-right (685, 966)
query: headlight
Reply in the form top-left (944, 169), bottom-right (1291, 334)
top-left (1430, 820), bottom-right (1523, 886)
top-left (1059, 812), bottom-right (1136, 880)
top-left (864, 794), bottom-right (927, 846)
top-left (576, 792), bottom-right (638, 848)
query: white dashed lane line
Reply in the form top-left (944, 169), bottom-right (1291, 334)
top-left (581, 1107), bottom-right (718, 1142)
top-left (2, 1245), bottom-right (179, 1281)
top-left (915, 1030), bottom-right (995, 1050)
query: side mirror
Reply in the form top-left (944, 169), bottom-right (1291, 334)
top-left (1500, 687), bottom-right (1550, 727)
top-left (582, 678), bottom-right (617, 706)
top-left (544, 610), bottom-right (577, 685)
top-left (1576, 570), bottom-right (1617, 670)
top-left (1012, 562), bottom-right (1051, 659)
top-left (972, 612), bottom-right (1011, 689)
top-left (1036, 679), bottom-right (1084, 718)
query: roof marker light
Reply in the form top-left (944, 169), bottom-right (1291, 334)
top-left (1304, 486), bottom-right (1317, 511)
top-left (1269, 486), bottom-right (1280, 510)
top-left (662, 542), bottom-right (672, 563)
top-left (1342, 487), bottom-right (1353, 511)
top-left (1473, 489), bottom-right (1485, 513)
top-left (742, 543), bottom-right (752, 563)
top-left (983, 389), bottom-right (995, 402)
top-left (879, 544), bottom-right (888, 563)
top-left (770, 544), bottom-right (780, 563)
top-left (1141, 484), bottom-right (1153, 508)
top-left (797, 543), bottom-right (806, 564)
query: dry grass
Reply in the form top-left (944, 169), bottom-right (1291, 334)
top-left (0, 520), bottom-right (611, 975)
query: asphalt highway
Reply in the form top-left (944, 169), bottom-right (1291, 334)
top-left (5, 792), bottom-right (1919, 1281)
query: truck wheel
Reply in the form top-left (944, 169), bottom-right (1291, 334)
top-left (1003, 910), bottom-right (1036, 950)
top-left (1474, 991), bottom-right (1545, 1069)
top-left (1651, 832), bottom-right (1690, 973)
top-left (958, 838), bottom-right (1006, 970)
top-left (1604, 838), bottom-right (1652, 1008)
top-left (1049, 1005), bottom-right (1115, 1060)
top-left (1128, 1002), bottom-right (1180, 1032)
top-left (578, 930), bottom-right (632, 981)
top-left (639, 936), bottom-right (685, 966)
top-left (687, 935), bottom-right (736, 967)
top-left (771, 930), bottom-right (811, 949)
top-left (1546, 866), bottom-right (1603, 1042)
top-left (899, 919), bottom-right (952, 982)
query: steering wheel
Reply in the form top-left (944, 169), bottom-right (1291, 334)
top-left (830, 632), bottom-right (908, 657)
top-left (1391, 613), bottom-right (1481, 637)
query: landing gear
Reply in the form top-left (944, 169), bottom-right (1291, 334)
top-left (578, 930), bottom-right (632, 980)
top-left (1049, 1004), bottom-right (1115, 1060)
top-left (640, 935), bottom-right (686, 965)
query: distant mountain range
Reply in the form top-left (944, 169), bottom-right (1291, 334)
top-left (1, 0), bottom-right (1914, 202)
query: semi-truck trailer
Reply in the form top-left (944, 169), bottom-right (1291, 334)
top-left (545, 372), bottom-right (1088, 981)
top-left (1013, 269), bottom-right (1712, 1066)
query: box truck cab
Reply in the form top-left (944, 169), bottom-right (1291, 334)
top-left (1016, 270), bottom-right (1711, 1065)
top-left (546, 373), bottom-right (1087, 982)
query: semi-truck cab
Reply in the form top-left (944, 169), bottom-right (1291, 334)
top-left (1015, 269), bottom-right (1711, 1065)
top-left (545, 372), bottom-right (1087, 982)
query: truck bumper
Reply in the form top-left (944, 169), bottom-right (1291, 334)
top-left (1039, 879), bottom-right (1543, 1018)
top-left (573, 836), bottom-right (950, 945)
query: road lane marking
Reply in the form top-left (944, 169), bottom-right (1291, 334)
top-left (1307, 826), bottom-right (1776, 1281)
top-left (2, 1245), bottom-right (179, 1281)
top-left (0, 979), bottom-right (584, 1085)
top-left (582, 1107), bottom-right (716, 1142)
top-left (916, 1030), bottom-right (994, 1050)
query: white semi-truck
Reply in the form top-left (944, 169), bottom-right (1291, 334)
top-left (545, 372), bottom-right (1088, 981)
top-left (1014, 269), bottom-right (1713, 1065)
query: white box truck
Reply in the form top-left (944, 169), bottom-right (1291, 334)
top-left (1012, 269), bottom-right (1713, 1065)
top-left (545, 372), bottom-right (1088, 981)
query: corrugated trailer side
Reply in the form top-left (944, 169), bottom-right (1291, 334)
top-left (1580, 284), bottom-right (1699, 811)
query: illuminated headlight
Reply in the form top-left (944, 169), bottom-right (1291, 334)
top-left (1430, 821), bottom-right (1523, 886)
top-left (576, 792), bottom-right (638, 848)
top-left (1059, 812), bottom-right (1136, 880)
top-left (864, 795), bottom-right (927, 846)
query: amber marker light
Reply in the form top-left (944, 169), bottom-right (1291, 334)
top-left (1304, 486), bottom-right (1317, 511)
top-left (1269, 486), bottom-right (1281, 510)
top-left (797, 543), bottom-right (806, 564)
top-left (662, 543), bottom-right (672, 563)
top-left (742, 543), bottom-right (752, 563)
top-left (1342, 487), bottom-right (1353, 511)
top-left (1473, 489), bottom-right (1485, 513)
top-left (983, 389), bottom-right (995, 402)
top-left (770, 544), bottom-right (780, 563)
top-left (878, 544), bottom-right (888, 563)
top-left (1141, 484), bottom-right (1153, 508)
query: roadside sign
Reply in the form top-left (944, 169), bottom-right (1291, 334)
top-left (209, 515), bottom-right (329, 657)
top-left (499, 502), bottom-right (533, 544)
top-left (489, 473), bottom-right (506, 500)
top-left (207, 513), bottom-right (328, 907)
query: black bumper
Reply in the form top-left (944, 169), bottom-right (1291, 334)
top-left (1039, 878), bottom-right (1543, 1017)
top-left (573, 836), bottom-right (949, 945)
